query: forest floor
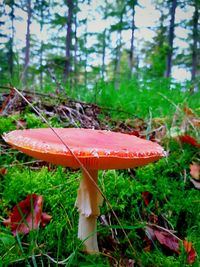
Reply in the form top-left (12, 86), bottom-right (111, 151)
top-left (0, 88), bottom-right (200, 266)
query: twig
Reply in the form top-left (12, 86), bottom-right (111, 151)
top-left (1, 160), bottom-right (43, 168)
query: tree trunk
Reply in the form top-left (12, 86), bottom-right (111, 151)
top-left (84, 21), bottom-right (88, 89)
top-left (129, 0), bottom-right (137, 78)
top-left (165, 0), bottom-right (177, 78)
top-left (114, 11), bottom-right (123, 90)
top-left (8, 2), bottom-right (14, 79)
top-left (22, 0), bottom-right (31, 87)
top-left (39, 41), bottom-right (44, 90)
top-left (63, 0), bottom-right (73, 85)
top-left (101, 29), bottom-right (106, 80)
top-left (191, 0), bottom-right (199, 92)
top-left (73, 2), bottom-right (78, 90)
top-left (114, 32), bottom-right (122, 89)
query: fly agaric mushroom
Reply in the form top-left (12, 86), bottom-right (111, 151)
top-left (3, 128), bottom-right (165, 253)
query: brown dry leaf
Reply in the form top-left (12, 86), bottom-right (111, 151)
top-left (183, 107), bottom-right (195, 117)
top-left (152, 126), bottom-right (167, 144)
top-left (109, 256), bottom-right (135, 267)
top-left (118, 258), bottom-right (135, 267)
top-left (125, 118), bottom-right (145, 129)
top-left (152, 117), bottom-right (167, 127)
top-left (192, 119), bottom-right (200, 128)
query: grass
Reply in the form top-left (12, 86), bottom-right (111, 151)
top-left (65, 77), bottom-right (200, 120)
top-left (0, 79), bottom-right (200, 266)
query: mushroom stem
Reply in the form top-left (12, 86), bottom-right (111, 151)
top-left (76, 169), bottom-right (103, 253)
top-left (78, 214), bottom-right (98, 253)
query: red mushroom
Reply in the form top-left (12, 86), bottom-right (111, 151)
top-left (3, 128), bottom-right (165, 253)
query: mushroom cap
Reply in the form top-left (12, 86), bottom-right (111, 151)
top-left (3, 128), bottom-right (165, 170)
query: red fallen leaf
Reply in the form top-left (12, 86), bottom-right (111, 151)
top-left (40, 212), bottom-right (52, 227)
top-left (3, 194), bottom-right (51, 236)
top-left (154, 229), bottom-right (180, 254)
top-left (142, 191), bottom-right (152, 207)
top-left (0, 168), bottom-right (7, 176)
top-left (145, 226), bottom-right (197, 264)
top-left (179, 135), bottom-right (200, 148)
top-left (183, 240), bottom-right (197, 264)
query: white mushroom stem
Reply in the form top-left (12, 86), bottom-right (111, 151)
top-left (76, 169), bottom-right (103, 253)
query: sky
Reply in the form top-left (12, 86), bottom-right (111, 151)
top-left (3, 0), bottom-right (194, 82)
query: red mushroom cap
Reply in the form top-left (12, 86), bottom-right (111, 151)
top-left (3, 128), bottom-right (165, 170)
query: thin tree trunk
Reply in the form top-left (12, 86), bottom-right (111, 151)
top-left (84, 21), bottom-right (88, 89)
top-left (63, 0), bottom-right (73, 84)
top-left (114, 12), bottom-right (123, 90)
top-left (101, 29), bottom-right (106, 80)
top-left (73, 3), bottom-right (78, 90)
top-left (129, 0), bottom-right (136, 78)
top-left (8, 2), bottom-right (14, 78)
top-left (191, 0), bottom-right (199, 88)
top-left (165, 0), bottom-right (177, 78)
top-left (39, 41), bottom-right (44, 90)
top-left (22, 0), bottom-right (31, 86)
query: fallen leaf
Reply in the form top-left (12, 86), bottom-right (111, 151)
top-left (154, 229), bottom-right (180, 254)
top-left (179, 135), bottom-right (200, 149)
top-left (0, 168), bottom-right (7, 176)
top-left (3, 194), bottom-right (51, 236)
top-left (125, 118), bottom-right (145, 129)
top-left (142, 192), bottom-right (152, 207)
top-left (40, 212), bottom-right (52, 227)
top-left (192, 119), bottom-right (200, 128)
top-left (190, 162), bottom-right (200, 180)
top-left (145, 226), bottom-right (197, 264)
top-left (183, 240), bottom-right (197, 265)
top-left (183, 107), bottom-right (195, 117)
